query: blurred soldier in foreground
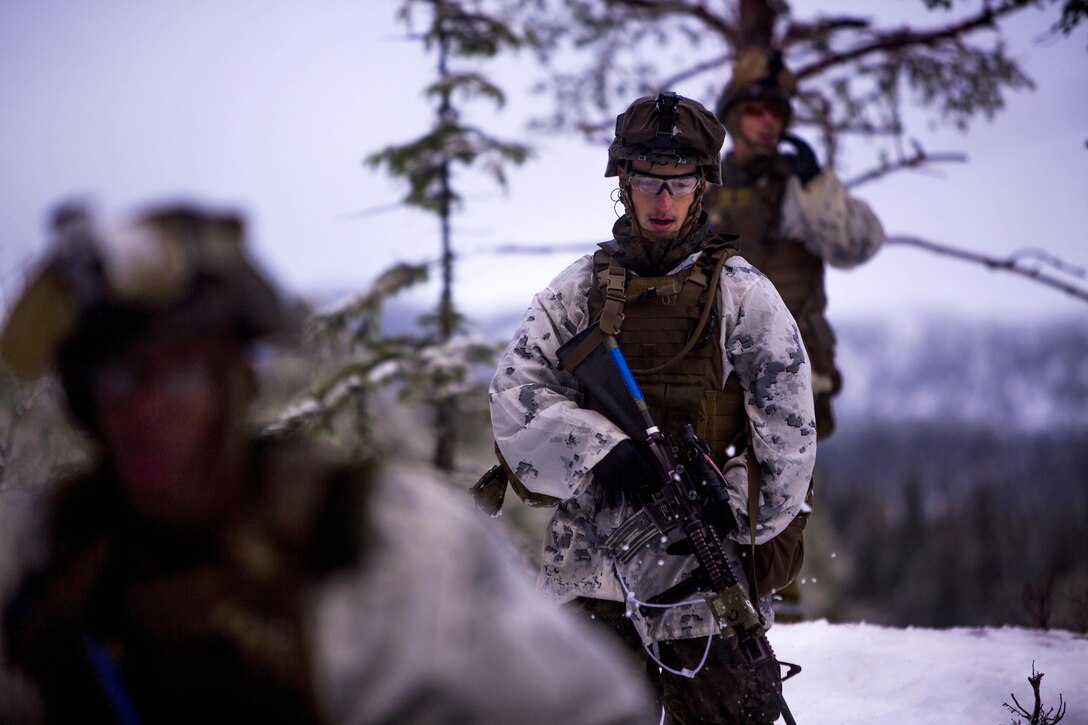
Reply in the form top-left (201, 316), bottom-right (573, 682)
top-left (0, 202), bottom-right (653, 724)
top-left (486, 93), bottom-right (815, 723)
top-left (708, 48), bottom-right (885, 441)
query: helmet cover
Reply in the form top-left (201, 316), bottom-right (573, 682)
top-left (606, 92), bottom-right (726, 185)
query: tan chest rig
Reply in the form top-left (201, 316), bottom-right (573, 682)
top-left (583, 245), bottom-right (809, 599)
top-left (584, 246), bottom-right (745, 467)
top-left (708, 158), bottom-right (841, 439)
top-left (474, 244), bottom-right (810, 598)
top-left (472, 245), bottom-right (745, 514)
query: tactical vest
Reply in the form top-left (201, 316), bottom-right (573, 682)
top-left (585, 245), bottom-right (745, 467)
top-left (582, 244), bottom-right (812, 601)
top-left (709, 157), bottom-right (841, 439)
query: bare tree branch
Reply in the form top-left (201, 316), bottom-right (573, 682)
top-left (479, 235), bottom-right (1088, 304)
top-left (467, 241), bottom-right (600, 256)
top-left (1008, 248), bottom-right (1086, 278)
top-left (605, 0), bottom-right (737, 44)
top-left (887, 235), bottom-right (1088, 303)
top-left (793, 4), bottom-right (1017, 81)
top-left (781, 15), bottom-right (871, 47)
top-left (658, 52), bottom-right (733, 90)
top-left (1003, 662), bottom-right (1068, 724)
top-left (845, 145), bottom-right (968, 187)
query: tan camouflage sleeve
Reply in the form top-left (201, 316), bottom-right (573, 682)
top-left (716, 260), bottom-right (817, 544)
top-left (779, 170), bottom-right (886, 268)
top-left (489, 255), bottom-right (628, 501)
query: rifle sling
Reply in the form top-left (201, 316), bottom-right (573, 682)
top-left (557, 256), bottom-right (627, 373)
top-left (746, 445), bottom-right (763, 618)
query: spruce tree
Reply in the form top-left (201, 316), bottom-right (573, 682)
top-left (275, 1), bottom-right (530, 470)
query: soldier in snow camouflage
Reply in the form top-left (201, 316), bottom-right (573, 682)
top-left (489, 93), bottom-right (816, 723)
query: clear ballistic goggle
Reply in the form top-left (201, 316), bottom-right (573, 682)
top-left (627, 170), bottom-right (702, 197)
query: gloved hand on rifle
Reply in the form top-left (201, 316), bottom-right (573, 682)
top-left (592, 439), bottom-right (659, 495)
top-left (781, 133), bottom-right (821, 185)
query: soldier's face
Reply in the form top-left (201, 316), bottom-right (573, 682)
top-left (620, 159), bottom-right (700, 241)
top-left (734, 101), bottom-right (785, 159)
top-left (91, 333), bottom-right (246, 527)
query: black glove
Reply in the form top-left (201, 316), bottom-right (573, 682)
top-left (592, 439), bottom-right (659, 495)
top-left (781, 133), bottom-right (821, 185)
top-left (704, 498), bottom-right (738, 540)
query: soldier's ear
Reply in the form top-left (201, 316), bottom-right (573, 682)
top-left (616, 162), bottom-right (627, 182)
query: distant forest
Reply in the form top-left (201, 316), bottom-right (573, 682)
top-left (800, 316), bottom-right (1088, 631)
top-left (809, 423), bottom-right (1087, 630)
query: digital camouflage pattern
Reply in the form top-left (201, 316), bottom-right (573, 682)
top-left (489, 247), bottom-right (815, 646)
top-left (709, 151), bottom-right (885, 439)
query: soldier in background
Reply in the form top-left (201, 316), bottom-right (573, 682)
top-left (706, 50), bottom-right (885, 620)
top-left (707, 48), bottom-right (885, 442)
top-left (0, 202), bottom-right (653, 724)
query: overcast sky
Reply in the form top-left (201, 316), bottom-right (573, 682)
top-left (1, 1), bottom-right (1085, 329)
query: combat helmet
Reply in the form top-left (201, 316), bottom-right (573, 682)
top-left (717, 47), bottom-right (797, 132)
top-left (605, 92), bottom-right (726, 185)
top-left (0, 202), bottom-right (290, 423)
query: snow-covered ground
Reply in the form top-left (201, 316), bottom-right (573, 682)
top-left (772, 621), bottom-right (1087, 723)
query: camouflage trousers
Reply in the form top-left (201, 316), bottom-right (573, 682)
top-left (568, 598), bottom-right (780, 725)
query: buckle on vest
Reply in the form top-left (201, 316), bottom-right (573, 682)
top-left (606, 276), bottom-right (625, 300)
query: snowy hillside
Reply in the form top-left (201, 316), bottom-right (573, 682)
top-left (773, 621), bottom-right (1087, 723)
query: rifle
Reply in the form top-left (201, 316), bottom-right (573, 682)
top-left (557, 323), bottom-right (801, 725)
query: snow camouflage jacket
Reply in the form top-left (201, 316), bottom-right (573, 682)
top-left (489, 237), bottom-right (816, 646)
top-left (777, 168), bottom-right (884, 270)
top-left (0, 447), bottom-right (655, 724)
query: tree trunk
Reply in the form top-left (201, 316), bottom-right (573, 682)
top-left (715, 0), bottom-right (780, 114)
top-left (433, 9), bottom-right (457, 471)
top-left (735, 0), bottom-right (777, 50)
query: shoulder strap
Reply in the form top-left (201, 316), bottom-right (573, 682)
top-left (557, 251), bottom-right (624, 373)
top-left (599, 253), bottom-right (628, 335)
top-left (745, 445), bottom-right (764, 618)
